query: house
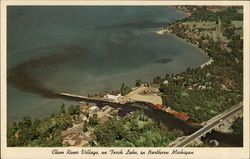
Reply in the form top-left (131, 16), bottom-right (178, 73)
top-left (89, 106), bottom-right (100, 113)
top-left (97, 106), bottom-right (114, 118)
top-left (166, 109), bottom-right (190, 121)
top-left (173, 112), bottom-right (190, 121)
top-left (199, 85), bottom-right (206, 90)
top-left (163, 80), bottom-right (169, 85)
top-left (101, 105), bottom-right (111, 111)
top-left (79, 114), bottom-right (88, 121)
top-left (104, 92), bottom-right (121, 101)
top-left (153, 104), bottom-right (165, 111)
top-left (169, 110), bottom-right (190, 121)
top-left (81, 105), bottom-right (90, 113)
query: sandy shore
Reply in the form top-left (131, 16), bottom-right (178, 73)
top-left (200, 58), bottom-right (214, 68)
top-left (152, 29), bottom-right (166, 35)
top-left (175, 7), bottom-right (192, 17)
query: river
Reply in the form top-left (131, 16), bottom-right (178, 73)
top-left (56, 94), bottom-right (243, 147)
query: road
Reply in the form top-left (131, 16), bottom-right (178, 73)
top-left (174, 102), bottom-right (243, 147)
top-left (216, 17), bottom-right (230, 52)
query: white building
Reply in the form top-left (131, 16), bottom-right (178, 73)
top-left (89, 106), bottom-right (100, 113)
top-left (163, 80), bottom-right (169, 85)
top-left (104, 93), bottom-right (121, 101)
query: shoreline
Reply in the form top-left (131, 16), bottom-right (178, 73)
top-left (153, 29), bottom-right (213, 69)
top-left (200, 58), bottom-right (214, 69)
top-left (158, 6), bottom-right (243, 123)
top-left (174, 6), bottom-right (192, 17)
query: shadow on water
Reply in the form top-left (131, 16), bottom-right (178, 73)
top-left (201, 130), bottom-right (243, 147)
top-left (8, 46), bottom-right (87, 98)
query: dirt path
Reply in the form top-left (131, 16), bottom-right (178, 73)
top-left (126, 86), bottom-right (162, 105)
top-left (216, 17), bottom-right (230, 52)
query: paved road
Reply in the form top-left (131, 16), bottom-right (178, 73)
top-left (174, 102), bottom-right (243, 147)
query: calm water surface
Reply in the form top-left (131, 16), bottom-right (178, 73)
top-left (7, 6), bottom-right (209, 122)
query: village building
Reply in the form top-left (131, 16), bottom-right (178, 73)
top-left (163, 80), bottom-right (169, 85)
top-left (97, 106), bottom-right (114, 118)
top-left (199, 85), bottom-right (206, 90)
top-left (104, 92), bottom-right (121, 101)
top-left (79, 114), bottom-right (88, 121)
top-left (89, 106), bottom-right (100, 113)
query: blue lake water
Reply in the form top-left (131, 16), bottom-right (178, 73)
top-left (7, 6), bottom-right (209, 122)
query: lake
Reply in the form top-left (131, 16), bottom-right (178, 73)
top-left (7, 6), bottom-right (209, 122)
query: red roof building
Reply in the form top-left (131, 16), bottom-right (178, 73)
top-left (168, 110), bottom-right (190, 121)
top-left (154, 104), bottom-right (165, 111)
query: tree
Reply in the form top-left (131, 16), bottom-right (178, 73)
top-left (88, 141), bottom-right (96, 146)
top-left (67, 105), bottom-right (75, 115)
top-left (67, 105), bottom-right (80, 115)
top-left (89, 114), bottom-right (99, 126)
top-left (135, 79), bottom-right (142, 87)
top-left (230, 117), bottom-right (243, 135)
top-left (83, 124), bottom-right (88, 132)
top-left (153, 76), bottom-right (163, 84)
top-left (120, 83), bottom-right (132, 95)
top-left (74, 105), bottom-right (81, 115)
top-left (60, 104), bottom-right (66, 114)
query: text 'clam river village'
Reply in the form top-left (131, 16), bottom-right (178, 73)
top-left (7, 6), bottom-right (243, 148)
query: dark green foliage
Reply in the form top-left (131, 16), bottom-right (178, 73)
top-left (120, 83), bottom-right (132, 95)
top-left (188, 6), bottom-right (218, 22)
top-left (182, 6), bottom-right (242, 23)
top-left (89, 114), bottom-right (99, 126)
top-left (83, 126), bottom-right (88, 132)
top-left (230, 117), bottom-right (243, 136)
top-left (219, 7), bottom-right (243, 26)
top-left (135, 79), bottom-right (143, 87)
top-left (67, 105), bottom-right (81, 115)
top-left (161, 6), bottom-right (243, 122)
top-left (67, 105), bottom-right (75, 115)
top-left (75, 105), bottom-right (81, 115)
top-left (7, 108), bottom-right (73, 147)
top-left (93, 110), bottom-right (183, 147)
top-left (153, 76), bottom-right (163, 84)
top-left (60, 104), bottom-right (66, 114)
top-left (82, 121), bottom-right (88, 132)
top-left (94, 118), bottom-right (126, 146)
top-left (88, 141), bottom-right (96, 147)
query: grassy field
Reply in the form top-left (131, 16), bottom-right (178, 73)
top-left (175, 21), bottom-right (220, 44)
top-left (231, 21), bottom-right (243, 29)
top-left (237, 9), bottom-right (243, 14)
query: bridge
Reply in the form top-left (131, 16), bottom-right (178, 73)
top-left (173, 102), bottom-right (243, 147)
